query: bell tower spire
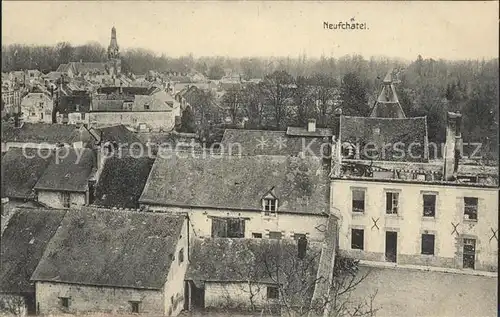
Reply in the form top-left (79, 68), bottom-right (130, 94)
top-left (108, 26), bottom-right (119, 60)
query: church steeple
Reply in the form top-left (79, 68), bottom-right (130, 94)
top-left (369, 68), bottom-right (406, 118)
top-left (108, 26), bottom-right (119, 60)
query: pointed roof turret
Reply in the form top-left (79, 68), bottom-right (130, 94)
top-left (370, 68), bottom-right (406, 118)
top-left (108, 26), bottom-right (119, 59)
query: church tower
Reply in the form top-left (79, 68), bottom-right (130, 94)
top-left (369, 68), bottom-right (406, 118)
top-left (107, 26), bottom-right (121, 76)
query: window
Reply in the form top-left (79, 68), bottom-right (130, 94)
top-left (39, 102), bottom-right (44, 107)
top-left (464, 197), bottom-right (478, 220)
top-left (352, 190), bottom-right (365, 213)
top-left (421, 234), bottom-right (435, 255)
top-left (59, 297), bottom-right (70, 309)
top-left (211, 217), bottom-right (245, 238)
top-left (386, 192), bottom-right (399, 214)
top-left (252, 233), bottom-right (262, 238)
top-left (266, 286), bottom-right (279, 299)
top-left (269, 231), bottom-right (282, 240)
top-left (423, 194), bottom-right (436, 217)
top-left (130, 301), bottom-right (140, 313)
top-left (40, 113), bottom-right (44, 120)
top-left (178, 248), bottom-right (184, 263)
top-left (62, 192), bottom-right (70, 208)
top-left (75, 104), bottom-right (80, 112)
top-left (294, 233), bottom-right (306, 241)
top-left (31, 112), bottom-right (36, 116)
top-left (351, 229), bottom-right (364, 250)
top-left (144, 103), bottom-right (150, 110)
top-left (263, 198), bottom-right (277, 216)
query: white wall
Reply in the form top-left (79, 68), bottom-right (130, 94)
top-left (142, 205), bottom-right (329, 241)
top-left (331, 179), bottom-right (498, 271)
top-left (88, 111), bottom-right (176, 132)
top-left (37, 191), bottom-right (86, 209)
top-left (204, 282), bottom-right (277, 310)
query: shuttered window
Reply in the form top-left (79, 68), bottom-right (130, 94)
top-left (211, 217), bottom-right (245, 238)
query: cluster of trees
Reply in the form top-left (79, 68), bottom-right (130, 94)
top-left (2, 43), bottom-right (497, 159)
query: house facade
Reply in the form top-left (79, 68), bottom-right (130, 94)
top-left (20, 93), bottom-right (53, 123)
top-left (139, 154), bottom-right (331, 242)
top-left (32, 208), bottom-right (190, 316)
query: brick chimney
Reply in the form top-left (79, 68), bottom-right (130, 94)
top-left (307, 118), bottom-right (316, 132)
top-left (444, 111), bottom-right (462, 180)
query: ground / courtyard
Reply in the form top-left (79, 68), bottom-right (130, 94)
top-left (351, 266), bottom-right (497, 317)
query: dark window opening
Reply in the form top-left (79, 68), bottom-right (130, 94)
top-left (269, 231), bottom-right (282, 240)
top-left (386, 192), bottom-right (399, 214)
top-left (421, 234), bottom-right (435, 255)
top-left (211, 217), bottom-right (245, 238)
top-left (252, 233), bottom-right (262, 238)
top-left (130, 301), bottom-right (140, 313)
top-left (352, 190), bottom-right (365, 212)
top-left (178, 248), bottom-right (184, 263)
top-left (62, 192), bottom-right (70, 208)
top-left (464, 197), bottom-right (478, 220)
top-left (423, 194), bottom-right (436, 217)
top-left (59, 297), bottom-right (70, 309)
top-left (351, 229), bottom-right (364, 250)
top-left (266, 286), bottom-right (279, 299)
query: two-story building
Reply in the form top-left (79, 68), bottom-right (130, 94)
top-left (139, 153), bottom-right (331, 242)
top-left (330, 80), bottom-right (498, 272)
top-left (20, 92), bottom-right (54, 123)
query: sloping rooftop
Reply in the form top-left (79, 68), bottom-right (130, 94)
top-left (221, 129), bottom-right (330, 157)
top-left (0, 208), bottom-right (67, 294)
top-left (90, 124), bottom-right (143, 145)
top-left (340, 116), bottom-right (428, 162)
top-left (94, 156), bottom-right (155, 209)
top-left (34, 148), bottom-right (96, 192)
top-left (31, 208), bottom-right (185, 290)
top-left (1, 148), bottom-right (53, 200)
top-left (140, 154), bottom-right (330, 214)
top-left (1, 123), bottom-right (82, 144)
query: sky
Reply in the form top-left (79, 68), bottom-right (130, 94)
top-left (2, 1), bottom-right (498, 60)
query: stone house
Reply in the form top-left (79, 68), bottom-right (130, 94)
top-left (185, 237), bottom-right (328, 315)
top-left (139, 154), bottom-right (331, 242)
top-left (1, 148), bottom-right (53, 206)
top-left (0, 208), bottom-right (67, 315)
top-left (31, 208), bottom-right (191, 316)
top-left (330, 99), bottom-right (499, 271)
top-left (33, 148), bottom-right (97, 209)
top-left (20, 93), bottom-right (53, 123)
top-left (89, 88), bottom-right (180, 132)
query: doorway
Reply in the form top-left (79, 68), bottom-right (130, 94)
top-left (463, 238), bottom-right (476, 269)
top-left (385, 231), bottom-right (398, 263)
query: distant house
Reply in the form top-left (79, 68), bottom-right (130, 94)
top-left (1, 148), bottom-right (53, 205)
top-left (139, 154), bottom-right (332, 241)
top-left (0, 208), bottom-right (67, 315)
top-left (93, 156), bottom-right (155, 209)
top-left (32, 208), bottom-right (190, 316)
top-left (1, 81), bottom-right (22, 116)
top-left (1, 122), bottom-right (93, 151)
top-left (20, 93), bottom-right (53, 123)
top-left (186, 238), bottom-right (323, 314)
top-left (89, 88), bottom-right (180, 132)
top-left (34, 148), bottom-right (97, 209)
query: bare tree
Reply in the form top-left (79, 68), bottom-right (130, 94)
top-left (260, 70), bottom-right (296, 130)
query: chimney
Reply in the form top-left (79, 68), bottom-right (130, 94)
top-left (307, 118), bottom-right (316, 132)
top-left (119, 82), bottom-right (123, 94)
top-left (298, 236), bottom-right (307, 259)
top-left (444, 111), bottom-right (462, 180)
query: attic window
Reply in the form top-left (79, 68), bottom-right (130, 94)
top-left (263, 198), bottom-right (277, 216)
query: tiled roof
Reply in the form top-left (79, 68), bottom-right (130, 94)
top-left (140, 154), bottom-right (330, 215)
top-left (94, 156), bottom-right (155, 209)
top-left (31, 208), bottom-right (185, 290)
top-left (0, 208), bottom-right (66, 294)
top-left (187, 238), bottom-right (321, 306)
top-left (340, 116), bottom-right (428, 162)
top-left (72, 62), bottom-right (108, 75)
top-left (92, 99), bottom-right (124, 112)
top-left (286, 127), bottom-right (333, 137)
top-left (34, 148), bottom-right (96, 192)
top-left (97, 86), bottom-right (155, 96)
top-left (91, 124), bottom-right (143, 145)
top-left (1, 148), bottom-right (53, 200)
top-left (1, 123), bottom-right (82, 144)
top-left (57, 95), bottom-right (92, 114)
top-left (221, 129), bottom-right (330, 157)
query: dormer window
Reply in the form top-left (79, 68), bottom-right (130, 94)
top-left (263, 198), bottom-right (278, 216)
